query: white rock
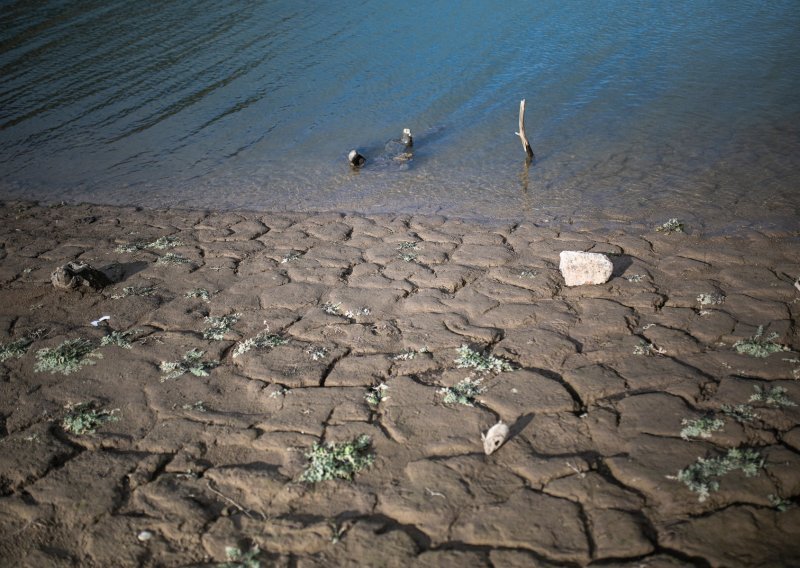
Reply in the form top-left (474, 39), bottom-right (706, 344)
top-left (137, 530), bottom-right (153, 541)
top-left (559, 251), bottom-right (613, 286)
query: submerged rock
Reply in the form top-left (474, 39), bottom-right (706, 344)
top-left (51, 261), bottom-right (112, 291)
top-left (559, 251), bottom-right (613, 286)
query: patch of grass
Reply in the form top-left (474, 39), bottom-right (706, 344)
top-left (672, 447), bottom-right (764, 502)
top-left (185, 288), bottom-right (212, 302)
top-left (656, 218), bottom-right (684, 234)
top-left (35, 339), bottom-right (101, 375)
top-left (203, 313), bottom-right (241, 340)
top-left (232, 331), bottom-right (288, 358)
top-left (62, 402), bottom-right (119, 435)
top-left (721, 403), bottom-right (759, 423)
top-left (155, 252), bottom-right (191, 265)
top-left (299, 435), bottom-right (374, 483)
top-left (111, 285), bottom-right (157, 299)
top-left (222, 544), bottom-right (262, 568)
top-left (455, 344), bottom-right (513, 373)
top-left (0, 329), bottom-right (45, 362)
top-left (439, 376), bottom-right (486, 406)
top-left (733, 326), bottom-right (789, 358)
top-left (680, 416), bottom-right (725, 440)
top-left (633, 340), bottom-right (666, 356)
top-left (365, 383), bottom-right (389, 406)
top-left (697, 292), bottom-right (725, 306)
top-left (160, 349), bottom-right (218, 381)
top-left (100, 329), bottom-right (142, 349)
top-left (749, 385), bottom-right (796, 408)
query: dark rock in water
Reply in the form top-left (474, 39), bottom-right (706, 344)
top-left (401, 128), bottom-right (413, 148)
top-left (51, 262), bottom-right (112, 291)
top-left (348, 150), bottom-right (366, 168)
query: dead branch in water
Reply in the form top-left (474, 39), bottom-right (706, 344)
top-left (515, 99), bottom-right (534, 159)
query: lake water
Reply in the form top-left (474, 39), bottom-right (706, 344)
top-left (2, 1), bottom-right (799, 231)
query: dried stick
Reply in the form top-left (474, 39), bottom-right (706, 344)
top-left (515, 99), bottom-right (534, 159)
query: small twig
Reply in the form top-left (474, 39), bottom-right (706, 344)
top-left (515, 99), bottom-right (534, 159)
top-left (206, 481), bottom-right (259, 520)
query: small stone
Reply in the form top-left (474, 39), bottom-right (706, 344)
top-left (559, 251), bottom-right (613, 286)
top-left (51, 261), bottom-right (112, 291)
top-left (137, 530), bottom-right (153, 541)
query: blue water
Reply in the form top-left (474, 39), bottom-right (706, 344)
top-left (1, 1), bottom-right (799, 229)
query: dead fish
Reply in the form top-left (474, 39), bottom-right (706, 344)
top-left (481, 421), bottom-right (509, 455)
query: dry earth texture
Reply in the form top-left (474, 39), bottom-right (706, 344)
top-left (0, 201), bottom-right (799, 567)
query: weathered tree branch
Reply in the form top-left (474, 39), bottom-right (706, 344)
top-left (515, 99), bottom-right (534, 159)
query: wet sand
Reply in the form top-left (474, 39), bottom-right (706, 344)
top-left (0, 201), bottom-right (798, 566)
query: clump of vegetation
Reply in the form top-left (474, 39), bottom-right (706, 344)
top-left (749, 385), bottom-right (796, 408)
top-left (733, 326), bottom-right (789, 358)
top-left (281, 251), bottom-right (303, 263)
top-left (365, 383), bottom-right (389, 406)
top-left (769, 494), bottom-right (792, 512)
top-left (181, 401), bottom-right (208, 412)
top-left (439, 377), bottom-right (486, 406)
top-left (116, 235), bottom-right (182, 253)
top-left (156, 253), bottom-right (191, 265)
top-left (62, 402), bottom-right (119, 435)
top-left (0, 329), bottom-right (45, 363)
top-left (299, 435), bottom-right (374, 483)
top-left (203, 313), bottom-right (241, 340)
top-left (656, 218), bottom-right (685, 234)
top-left (721, 403), bottom-right (759, 423)
top-left (222, 544), bottom-right (262, 568)
top-left (185, 288), bottom-right (212, 302)
top-left (624, 274), bottom-right (645, 283)
top-left (390, 348), bottom-right (424, 361)
top-left (397, 251), bottom-right (418, 262)
top-left (455, 344), bottom-right (513, 373)
top-left (160, 349), bottom-right (218, 381)
top-left (680, 416), bottom-right (725, 440)
top-left (397, 241), bottom-right (418, 251)
top-left (633, 340), bottom-right (666, 356)
top-left (232, 331), bottom-right (288, 358)
top-left (697, 292), bottom-right (725, 306)
top-left (111, 285), bottom-right (157, 299)
top-left (307, 345), bottom-right (328, 361)
top-left (322, 302), bottom-right (342, 315)
top-left (344, 307), bottom-right (370, 319)
top-left (100, 329), bottom-right (142, 349)
top-left (35, 339), bottom-right (101, 375)
top-left (672, 447), bottom-right (764, 502)
top-left (518, 269), bottom-right (538, 279)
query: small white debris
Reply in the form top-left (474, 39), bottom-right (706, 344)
top-left (794, 279), bottom-right (800, 293)
top-left (559, 251), bottom-right (613, 286)
top-left (90, 315), bottom-right (111, 327)
top-left (481, 421), bottom-right (509, 455)
top-left (137, 530), bottom-right (153, 542)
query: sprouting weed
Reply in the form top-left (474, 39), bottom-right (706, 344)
top-left (656, 218), bottom-right (685, 234)
top-left (281, 251), bottom-right (303, 263)
top-left (680, 416), bottom-right (725, 440)
top-left (0, 329), bottom-right (46, 362)
top-left (397, 241), bottom-right (419, 251)
top-left (697, 292), bottom-right (725, 306)
top-left (749, 385), bottom-right (796, 408)
top-left (733, 326), bottom-right (788, 358)
top-left (624, 274), bottom-right (645, 283)
top-left (202, 313), bottom-right (241, 340)
top-left (115, 242), bottom-right (144, 253)
top-left (365, 383), bottom-right (389, 406)
top-left (222, 544), bottom-right (262, 568)
top-left (35, 339), bottom-right (101, 375)
top-left (185, 288), bottom-right (212, 302)
top-left (100, 329), bottom-right (142, 349)
top-left (397, 251), bottom-right (418, 262)
top-left (455, 344), bottom-right (513, 373)
top-left (390, 348), bottom-right (419, 361)
top-left (232, 331), bottom-right (288, 358)
top-left (62, 402), bottom-right (119, 435)
top-left (439, 377), bottom-right (486, 406)
top-left (518, 269), bottom-right (539, 279)
top-left (769, 494), bottom-right (792, 512)
top-left (299, 435), bottom-right (374, 483)
top-left (156, 252), bottom-right (190, 265)
top-left (307, 346), bottom-right (328, 361)
top-left (181, 401), bottom-right (208, 412)
top-left (322, 302), bottom-right (342, 315)
top-left (111, 285), bottom-right (156, 299)
top-left (148, 235), bottom-right (182, 250)
top-left (671, 447), bottom-right (764, 502)
top-left (633, 340), bottom-right (666, 356)
top-left (159, 349), bottom-right (218, 381)
top-left (721, 403), bottom-right (759, 423)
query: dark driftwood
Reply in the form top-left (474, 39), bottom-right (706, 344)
top-left (515, 99), bottom-right (534, 159)
top-left (51, 262), bottom-right (111, 291)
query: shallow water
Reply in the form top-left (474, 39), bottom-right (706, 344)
top-left (1, 1), bottom-right (799, 230)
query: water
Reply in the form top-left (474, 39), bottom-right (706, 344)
top-left (2, 1), bottom-right (799, 230)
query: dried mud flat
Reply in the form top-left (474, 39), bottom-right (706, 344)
top-left (0, 201), bottom-right (799, 567)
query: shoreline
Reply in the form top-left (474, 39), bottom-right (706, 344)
top-left (0, 200), bottom-right (798, 566)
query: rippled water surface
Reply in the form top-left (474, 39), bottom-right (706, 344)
top-left (2, 1), bottom-right (799, 229)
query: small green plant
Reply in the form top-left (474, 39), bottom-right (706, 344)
top-left (672, 447), bottom-right (764, 502)
top-left (733, 326), bottom-right (788, 358)
top-left (35, 339), bottom-right (101, 375)
top-left (439, 376), bottom-right (486, 406)
top-left (281, 251), bottom-right (303, 263)
top-left (721, 403), bottom-right (759, 423)
top-left (322, 302), bottom-right (342, 315)
top-left (769, 494), bottom-right (792, 512)
top-left (633, 340), bottom-right (666, 356)
top-left (680, 416), bottom-right (725, 440)
top-left (749, 385), bottom-right (796, 408)
top-left (203, 313), bottom-right (241, 340)
top-left (390, 348), bottom-right (420, 361)
top-left (518, 269), bottom-right (538, 279)
top-left (365, 383), bottom-right (389, 406)
top-left (299, 435), bottom-right (375, 483)
top-left (697, 292), bottom-right (725, 306)
top-left (148, 235), bottom-right (182, 250)
top-left (232, 331), bottom-right (288, 358)
top-left (0, 329), bottom-right (45, 362)
top-left (100, 329), bottom-right (142, 349)
top-left (185, 288), bottom-right (212, 302)
top-left (397, 241), bottom-right (418, 251)
top-left (344, 307), bottom-right (370, 318)
top-left (656, 218), bottom-right (684, 234)
top-left (160, 349), bottom-right (218, 381)
top-left (624, 274), bottom-right (645, 283)
top-left (156, 253), bottom-right (190, 265)
top-left (397, 251), bottom-right (418, 262)
top-left (111, 285), bottom-right (157, 299)
top-left (307, 345), bottom-right (328, 361)
top-left (222, 544), bottom-right (262, 568)
top-left (181, 401), bottom-right (208, 412)
top-left (62, 402), bottom-right (119, 435)
top-left (455, 344), bottom-right (513, 373)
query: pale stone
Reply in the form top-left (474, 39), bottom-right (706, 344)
top-left (559, 251), bottom-right (613, 286)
